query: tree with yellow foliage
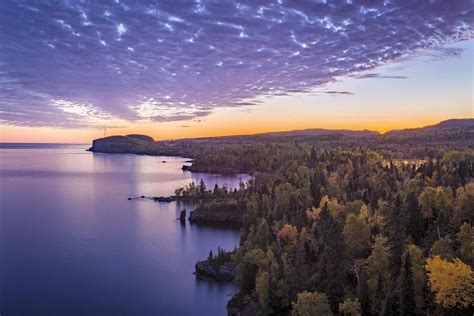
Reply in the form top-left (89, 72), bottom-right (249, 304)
top-left (366, 235), bottom-right (390, 297)
top-left (425, 256), bottom-right (474, 309)
top-left (343, 213), bottom-right (370, 258)
top-left (339, 298), bottom-right (361, 316)
top-left (418, 186), bottom-right (453, 220)
top-left (277, 224), bottom-right (298, 258)
top-left (292, 291), bottom-right (333, 316)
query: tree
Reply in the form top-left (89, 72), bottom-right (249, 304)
top-left (237, 262), bottom-right (258, 295)
top-left (254, 219), bottom-right (272, 249)
top-left (256, 271), bottom-right (271, 315)
top-left (405, 244), bottom-right (426, 312)
top-left (452, 183), bottom-right (474, 225)
top-left (400, 252), bottom-right (417, 316)
top-left (405, 191), bottom-right (425, 245)
top-left (276, 279), bottom-right (291, 310)
top-left (418, 186), bottom-right (452, 220)
top-left (310, 168), bottom-right (324, 205)
top-left (339, 298), bottom-right (362, 316)
top-left (383, 195), bottom-right (406, 281)
top-left (292, 291), bottom-right (333, 316)
top-left (373, 273), bottom-right (386, 316)
top-left (198, 178), bottom-right (206, 195)
top-left (277, 224), bottom-right (298, 258)
top-left (457, 222), bottom-right (474, 265)
top-left (366, 235), bottom-right (390, 297)
top-left (357, 271), bottom-right (371, 315)
top-left (343, 213), bottom-right (370, 258)
top-left (430, 236), bottom-right (454, 260)
top-left (425, 256), bottom-right (474, 309)
top-left (316, 203), bottom-right (346, 312)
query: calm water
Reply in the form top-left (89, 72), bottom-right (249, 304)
top-left (0, 144), bottom-right (249, 315)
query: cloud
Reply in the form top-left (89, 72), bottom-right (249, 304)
top-left (356, 73), bottom-right (408, 79)
top-left (356, 72), bottom-right (408, 79)
top-left (0, 0), bottom-right (472, 127)
top-left (131, 98), bottom-right (211, 122)
top-left (234, 102), bottom-right (257, 106)
top-left (427, 47), bottom-right (465, 61)
top-left (325, 91), bottom-right (354, 95)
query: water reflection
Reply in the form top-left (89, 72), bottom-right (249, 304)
top-left (0, 144), bottom-right (248, 315)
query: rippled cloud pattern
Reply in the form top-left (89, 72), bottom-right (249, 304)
top-left (0, 0), bottom-right (472, 127)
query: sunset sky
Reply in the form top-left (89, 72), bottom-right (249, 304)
top-left (0, 1), bottom-right (472, 143)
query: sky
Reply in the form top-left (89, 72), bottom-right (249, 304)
top-left (0, 0), bottom-right (472, 143)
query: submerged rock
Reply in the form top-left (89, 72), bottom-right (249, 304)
top-left (179, 209), bottom-right (186, 222)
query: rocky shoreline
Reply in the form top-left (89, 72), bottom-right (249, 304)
top-left (189, 207), bottom-right (242, 226)
top-left (195, 260), bottom-right (236, 282)
top-left (128, 194), bottom-right (244, 227)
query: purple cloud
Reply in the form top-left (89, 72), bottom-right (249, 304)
top-left (0, 0), bottom-right (472, 127)
top-left (356, 73), bottom-right (408, 79)
top-left (325, 91), bottom-right (354, 95)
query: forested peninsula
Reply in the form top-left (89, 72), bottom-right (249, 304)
top-left (90, 119), bottom-right (474, 315)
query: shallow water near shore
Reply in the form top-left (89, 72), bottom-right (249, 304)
top-left (0, 144), bottom-right (249, 315)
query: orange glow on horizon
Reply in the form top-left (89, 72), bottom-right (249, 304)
top-left (1, 113), bottom-right (471, 144)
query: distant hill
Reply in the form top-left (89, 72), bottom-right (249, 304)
top-left (381, 118), bottom-right (473, 144)
top-left (385, 118), bottom-right (474, 135)
top-left (259, 128), bottom-right (379, 138)
top-left (88, 118), bottom-right (473, 155)
top-left (426, 118), bottom-right (474, 129)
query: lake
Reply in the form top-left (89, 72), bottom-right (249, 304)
top-left (0, 144), bottom-right (250, 315)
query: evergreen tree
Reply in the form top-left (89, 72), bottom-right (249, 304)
top-left (373, 273), bottom-right (385, 316)
top-left (400, 252), bottom-right (416, 316)
top-left (310, 167), bottom-right (324, 205)
top-left (198, 178), bottom-right (206, 195)
top-left (357, 271), bottom-right (371, 316)
top-left (383, 195), bottom-right (406, 281)
top-left (405, 191), bottom-right (424, 245)
top-left (316, 203), bottom-right (346, 312)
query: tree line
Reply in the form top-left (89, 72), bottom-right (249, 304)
top-left (178, 143), bottom-right (473, 315)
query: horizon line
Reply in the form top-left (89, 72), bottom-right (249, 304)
top-left (2, 117), bottom-right (472, 144)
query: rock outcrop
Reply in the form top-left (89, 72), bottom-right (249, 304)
top-left (188, 200), bottom-right (242, 226)
top-left (179, 209), bottom-right (186, 222)
top-left (195, 260), bottom-right (236, 281)
top-left (189, 208), bottom-right (242, 226)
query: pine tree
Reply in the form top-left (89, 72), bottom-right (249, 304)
top-left (383, 195), bottom-right (406, 281)
top-left (357, 271), bottom-right (372, 316)
top-left (207, 249), bottom-right (213, 261)
top-left (316, 203), bottom-right (345, 312)
top-left (310, 167), bottom-right (324, 206)
top-left (198, 178), bottom-right (206, 196)
top-left (400, 252), bottom-right (417, 316)
top-left (373, 273), bottom-right (385, 316)
top-left (309, 147), bottom-right (318, 168)
top-left (405, 191), bottom-right (424, 245)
